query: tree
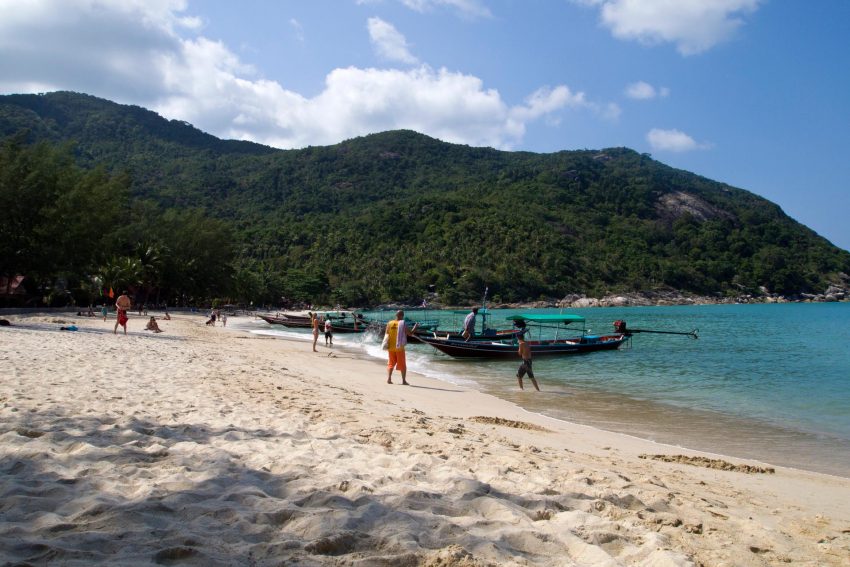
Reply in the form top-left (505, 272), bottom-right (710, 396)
top-left (0, 137), bottom-right (127, 299)
top-left (98, 256), bottom-right (142, 296)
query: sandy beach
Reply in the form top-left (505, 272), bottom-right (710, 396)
top-left (1, 312), bottom-right (848, 566)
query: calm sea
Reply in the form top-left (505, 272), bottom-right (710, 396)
top-left (238, 303), bottom-right (850, 477)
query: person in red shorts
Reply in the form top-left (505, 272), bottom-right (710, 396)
top-left (385, 310), bottom-right (419, 385)
top-left (113, 290), bottom-right (131, 335)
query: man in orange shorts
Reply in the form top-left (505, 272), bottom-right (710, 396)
top-left (386, 310), bottom-right (419, 385)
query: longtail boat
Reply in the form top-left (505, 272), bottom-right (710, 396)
top-left (410, 326), bottom-right (524, 344)
top-left (408, 308), bottom-right (522, 343)
top-left (259, 311), bottom-right (375, 333)
top-left (257, 314), bottom-right (291, 325)
top-left (417, 313), bottom-right (628, 359)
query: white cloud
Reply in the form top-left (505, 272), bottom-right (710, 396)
top-left (599, 102), bottom-right (621, 121)
top-left (511, 86), bottom-right (586, 121)
top-left (0, 0), bottom-right (595, 150)
top-left (400, 0), bottom-right (492, 18)
top-left (368, 17), bottom-right (418, 64)
top-left (0, 0), bottom-right (218, 102)
top-left (357, 0), bottom-right (492, 18)
top-left (577, 0), bottom-right (762, 55)
top-left (290, 19), bottom-right (304, 43)
top-left (625, 81), bottom-right (669, 100)
top-left (646, 128), bottom-right (710, 152)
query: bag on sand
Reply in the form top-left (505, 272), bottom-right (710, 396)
top-left (381, 333), bottom-right (390, 350)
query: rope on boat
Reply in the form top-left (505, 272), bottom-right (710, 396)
top-left (627, 328), bottom-right (699, 339)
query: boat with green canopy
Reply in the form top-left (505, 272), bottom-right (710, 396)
top-left (408, 308), bottom-right (524, 343)
top-left (416, 313), bottom-right (628, 359)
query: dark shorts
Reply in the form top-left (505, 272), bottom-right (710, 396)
top-left (325, 331), bottom-right (332, 339)
top-left (518, 358), bottom-right (534, 379)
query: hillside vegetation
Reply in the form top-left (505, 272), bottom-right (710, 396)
top-left (1, 92), bottom-right (848, 307)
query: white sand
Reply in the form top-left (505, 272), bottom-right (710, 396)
top-left (1, 312), bottom-right (848, 566)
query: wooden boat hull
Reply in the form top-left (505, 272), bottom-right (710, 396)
top-left (408, 328), bottom-right (524, 344)
top-left (258, 314), bottom-right (290, 325)
top-left (258, 313), bottom-right (373, 333)
top-left (417, 334), bottom-right (628, 359)
top-left (321, 322), bottom-right (373, 334)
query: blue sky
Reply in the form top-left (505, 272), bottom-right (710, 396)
top-left (1, 0), bottom-right (848, 250)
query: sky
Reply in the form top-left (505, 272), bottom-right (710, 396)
top-left (1, 0), bottom-right (848, 251)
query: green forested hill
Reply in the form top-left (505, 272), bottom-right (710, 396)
top-left (2, 91), bottom-right (848, 306)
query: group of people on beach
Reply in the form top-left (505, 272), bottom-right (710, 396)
top-left (307, 308), bottom-right (418, 385)
top-left (205, 309), bottom-right (227, 327)
top-left (307, 307), bottom-right (538, 391)
top-left (109, 293), bottom-right (537, 390)
top-left (309, 312), bottom-right (335, 351)
top-left (105, 290), bottom-right (170, 335)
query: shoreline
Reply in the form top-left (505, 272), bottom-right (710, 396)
top-left (245, 319), bottom-right (850, 479)
top-left (367, 287), bottom-right (850, 311)
top-left (2, 312), bottom-right (849, 565)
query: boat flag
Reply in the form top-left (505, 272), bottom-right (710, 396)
top-left (108, 287), bottom-right (114, 299)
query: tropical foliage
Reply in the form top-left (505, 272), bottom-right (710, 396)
top-left (1, 92), bottom-right (848, 307)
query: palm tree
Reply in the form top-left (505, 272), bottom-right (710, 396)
top-left (98, 256), bottom-right (142, 300)
top-left (135, 242), bottom-right (165, 305)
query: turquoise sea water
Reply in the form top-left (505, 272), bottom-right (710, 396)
top-left (238, 303), bottom-right (850, 477)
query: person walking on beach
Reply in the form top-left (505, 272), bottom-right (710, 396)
top-left (516, 332), bottom-right (540, 391)
top-left (310, 312), bottom-right (319, 352)
top-left (462, 307), bottom-right (479, 341)
top-left (324, 317), bottom-right (333, 347)
top-left (101, 304), bottom-right (108, 322)
top-left (386, 310), bottom-right (419, 385)
top-left (114, 291), bottom-right (131, 335)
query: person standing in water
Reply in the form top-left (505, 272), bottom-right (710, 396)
top-left (516, 332), bottom-right (540, 391)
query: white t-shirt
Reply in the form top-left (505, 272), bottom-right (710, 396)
top-left (396, 320), bottom-right (408, 348)
top-left (463, 311), bottom-right (476, 332)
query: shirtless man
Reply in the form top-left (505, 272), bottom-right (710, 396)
top-left (516, 333), bottom-right (540, 391)
top-left (114, 290), bottom-right (131, 335)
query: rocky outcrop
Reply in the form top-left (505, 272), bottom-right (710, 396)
top-left (415, 281), bottom-right (850, 310)
top-left (554, 285), bottom-right (849, 308)
top-left (655, 191), bottom-right (735, 223)
top-left (557, 291), bottom-right (709, 308)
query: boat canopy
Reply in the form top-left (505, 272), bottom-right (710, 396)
top-left (506, 314), bottom-right (586, 324)
top-left (314, 310), bottom-right (363, 318)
